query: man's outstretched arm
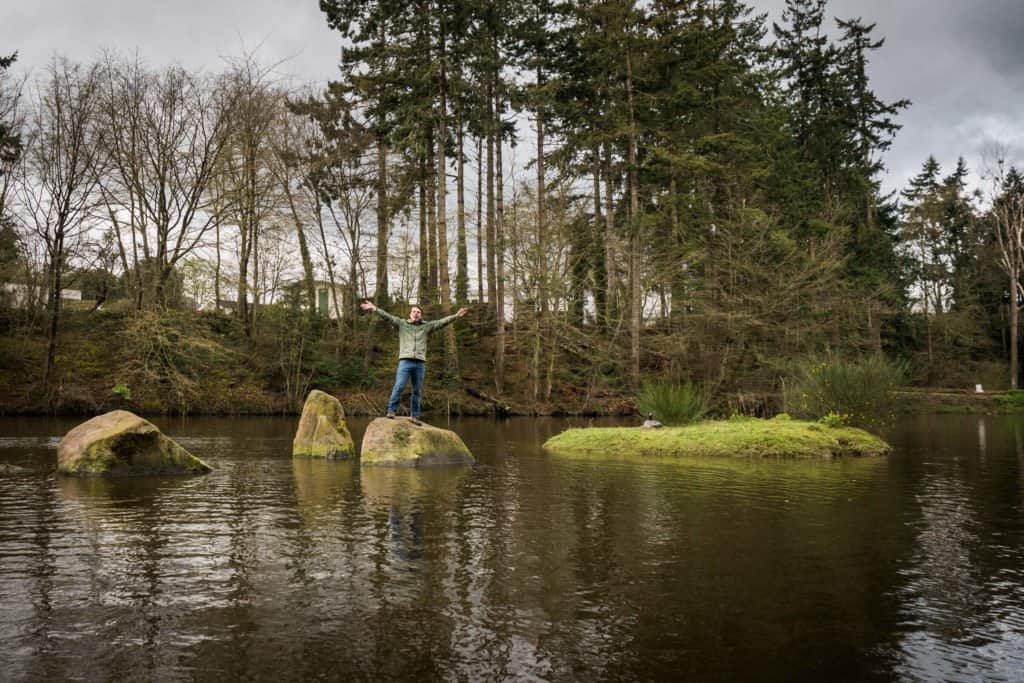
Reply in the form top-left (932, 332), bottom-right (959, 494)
top-left (427, 307), bottom-right (469, 331)
top-left (360, 300), bottom-right (402, 327)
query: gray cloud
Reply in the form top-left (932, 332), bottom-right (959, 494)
top-left (954, 0), bottom-right (1024, 78)
top-left (0, 0), bottom-right (340, 82)
top-left (758, 0), bottom-right (1024, 193)
top-left (3, 0), bottom-right (1023, 195)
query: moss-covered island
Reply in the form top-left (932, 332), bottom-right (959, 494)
top-left (543, 417), bottom-right (891, 459)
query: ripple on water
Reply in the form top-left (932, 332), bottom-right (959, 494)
top-left (3, 415), bottom-right (1024, 680)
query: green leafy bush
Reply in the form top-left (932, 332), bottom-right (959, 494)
top-left (637, 382), bottom-right (708, 426)
top-left (994, 391), bottom-right (1024, 412)
top-left (818, 411), bottom-right (850, 428)
top-left (782, 356), bottom-right (905, 430)
top-left (112, 383), bottom-right (132, 402)
top-left (309, 358), bottom-right (369, 391)
top-left (121, 311), bottom-right (241, 414)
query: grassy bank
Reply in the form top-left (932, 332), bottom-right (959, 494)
top-left (543, 417), bottom-right (891, 459)
top-left (3, 307), bottom-right (1022, 419)
top-left (0, 307), bottom-right (631, 416)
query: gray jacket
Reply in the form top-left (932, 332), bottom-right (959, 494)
top-left (375, 308), bottom-right (458, 361)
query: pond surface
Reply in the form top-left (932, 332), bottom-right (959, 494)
top-left (1, 414), bottom-right (1023, 681)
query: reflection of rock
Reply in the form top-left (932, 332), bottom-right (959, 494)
top-left (360, 466), bottom-right (468, 506)
top-left (0, 463), bottom-right (29, 474)
top-left (360, 417), bottom-right (474, 467)
top-left (57, 410), bottom-right (212, 477)
top-left (292, 390), bottom-right (355, 459)
top-left (58, 473), bottom-right (175, 501)
top-left (293, 458), bottom-right (357, 517)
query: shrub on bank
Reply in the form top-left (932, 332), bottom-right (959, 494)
top-left (782, 356), bottom-right (905, 431)
top-left (637, 381), bottom-right (708, 425)
top-left (994, 391), bottom-right (1024, 412)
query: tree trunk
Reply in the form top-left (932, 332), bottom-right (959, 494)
top-left (426, 128), bottom-right (438, 304)
top-left (592, 149), bottom-right (606, 325)
top-left (251, 217), bottom-right (260, 336)
top-left (534, 88), bottom-right (545, 402)
top-left (375, 133), bottom-right (390, 305)
top-left (1013, 271), bottom-right (1019, 390)
top-left (476, 136), bottom-right (484, 304)
top-left (455, 109), bottom-right (468, 304)
top-left (536, 71), bottom-right (547, 318)
top-left (42, 243), bottom-right (64, 391)
top-left (237, 212), bottom-right (251, 329)
top-left (626, 49), bottom-right (641, 388)
top-left (282, 182), bottom-right (316, 312)
top-left (604, 145), bottom-right (616, 330)
top-left (486, 80), bottom-right (497, 316)
top-left (494, 87), bottom-right (506, 394)
top-left (314, 207), bottom-right (343, 327)
top-left (437, 35), bottom-right (458, 374)
top-left (418, 160), bottom-right (429, 302)
top-left (669, 176), bottom-right (686, 330)
top-left (132, 208), bottom-right (145, 312)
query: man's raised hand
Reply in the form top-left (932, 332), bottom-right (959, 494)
top-left (456, 307), bottom-right (469, 318)
top-left (360, 300), bottom-right (376, 312)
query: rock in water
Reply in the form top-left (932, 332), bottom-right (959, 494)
top-left (58, 410), bottom-right (212, 477)
top-left (292, 390), bottom-right (355, 459)
top-left (361, 417), bottom-right (474, 467)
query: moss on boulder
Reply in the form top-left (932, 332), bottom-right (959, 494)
top-left (361, 417), bottom-right (474, 467)
top-left (57, 410), bottom-right (212, 477)
top-left (543, 417), bottom-right (890, 459)
top-left (292, 390), bottom-right (355, 459)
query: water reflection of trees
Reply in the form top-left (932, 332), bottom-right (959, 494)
top-left (20, 416), bottom-right (1024, 678)
top-left (892, 416), bottom-right (1024, 679)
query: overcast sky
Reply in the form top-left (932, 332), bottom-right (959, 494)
top-left (3, 0), bottom-right (1023, 197)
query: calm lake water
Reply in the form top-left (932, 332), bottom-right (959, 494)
top-left (1, 414), bottom-right (1023, 681)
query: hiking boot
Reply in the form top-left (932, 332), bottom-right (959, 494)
top-left (410, 417), bottom-right (422, 426)
top-left (386, 412), bottom-right (396, 419)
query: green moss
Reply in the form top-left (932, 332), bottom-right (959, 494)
top-left (293, 438), bottom-right (354, 459)
top-left (79, 441), bottom-right (120, 472)
top-left (360, 418), bottom-right (474, 467)
top-left (543, 417), bottom-right (890, 459)
top-left (59, 411), bottom-right (212, 476)
top-left (292, 391), bottom-right (355, 459)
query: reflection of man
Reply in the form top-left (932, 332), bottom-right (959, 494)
top-left (360, 301), bottom-right (468, 425)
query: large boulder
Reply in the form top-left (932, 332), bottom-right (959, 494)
top-left (57, 410), bottom-right (212, 477)
top-left (292, 390), bottom-right (355, 459)
top-left (361, 417), bottom-right (475, 467)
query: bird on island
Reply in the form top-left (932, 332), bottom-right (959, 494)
top-left (642, 413), bottom-right (663, 429)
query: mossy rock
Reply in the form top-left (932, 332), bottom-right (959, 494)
top-left (543, 418), bottom-right (891, 459)
top-left (57, 410), bottom-right (212, 477)
top-left (361, 417), bottom-right (474, 467)
top-left (292, 390), bottom-right (355, 459)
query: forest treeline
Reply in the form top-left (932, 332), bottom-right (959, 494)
top-left (2, 0), bottom-right (1024, 415)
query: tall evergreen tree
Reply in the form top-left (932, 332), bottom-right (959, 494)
top-left (0, 53), bottom-right (20, 171)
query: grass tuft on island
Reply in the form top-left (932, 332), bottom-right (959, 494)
top-left (543, 416), bottom-right (891, 459)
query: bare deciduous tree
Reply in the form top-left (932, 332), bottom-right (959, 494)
top-left (985, 148), bottom-right (1024, 389)
top-left (16, 57), bottom-right (104, 390)
top-left (219, 57), bottom-right (287, 335)
top-left (97, 54), bottom-right (236, 309)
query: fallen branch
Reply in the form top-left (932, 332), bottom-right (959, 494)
top-left (466, 386), bottom-right (511, 416)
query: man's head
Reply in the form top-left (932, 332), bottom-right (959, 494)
top-left (408, 304), bottom-right (423, 322)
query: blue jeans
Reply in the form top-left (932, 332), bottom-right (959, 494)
top-left (387, 359), bottom-right (426, 417)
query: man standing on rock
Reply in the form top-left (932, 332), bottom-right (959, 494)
top-left (360, 301), bottom-right (468, 425)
